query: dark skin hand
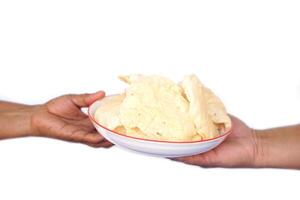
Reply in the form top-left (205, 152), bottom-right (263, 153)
top-left (174, 116), bottom-right (260, 167)
top-left (174, 116), bottom-right (300, 169)
top-left (0, 91), bottom-right (113, 148)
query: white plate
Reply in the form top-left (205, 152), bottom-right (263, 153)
top-left (88, 98), bottom-right (232, 158)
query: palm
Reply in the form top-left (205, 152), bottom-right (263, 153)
top-left (31, 93), bottom-right (112, 147)
top-left (175, 116), bottom-right (259, 167)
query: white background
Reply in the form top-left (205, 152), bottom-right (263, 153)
top-left (0, 0), bottom-right (300, 200)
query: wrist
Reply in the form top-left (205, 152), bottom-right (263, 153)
top-left (28, 105), bottom-right (44, 137)
top-left (252, 129), bottom-right (269, 168)
top-left (252, 126), bottom-right (300, 169)
top-left (15, 106), bottom-right (37, 137)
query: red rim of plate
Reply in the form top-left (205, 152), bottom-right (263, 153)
top-left (88, 99), bottom-right (233, 144)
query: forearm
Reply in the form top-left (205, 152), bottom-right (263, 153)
top-left (0, 101), bottom-right (29, 111)
top-left (255, 125), bottom-right (300, 169)
top-left (0, 105), bottom-right (35, 140)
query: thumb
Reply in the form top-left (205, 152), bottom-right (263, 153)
top-left (71, 91), bottom-right (105, 108)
